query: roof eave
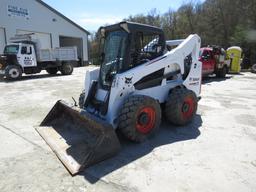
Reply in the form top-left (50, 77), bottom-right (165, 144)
top-left (36, 0), bottom-right (90, 35)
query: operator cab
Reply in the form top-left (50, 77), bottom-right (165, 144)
top-left (84, 22), bottom-right (166, 115)
top-left (99, 21), bottom-right (166, 89)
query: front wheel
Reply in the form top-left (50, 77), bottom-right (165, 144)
top-left (5, 65), bottom-right (22, 80)
top-left (60, 62), bottom-right (73, 75)
top-left (165, 88), bottom-right (198, 126)
top-left (251, 64), bottom-right (256, 73)
top-left (118, 95), bottom-right (161, 143)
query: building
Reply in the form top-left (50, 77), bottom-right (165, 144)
top-left (0, 0), bottom-right (89, 66)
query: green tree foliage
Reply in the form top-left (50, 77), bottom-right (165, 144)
top-left (89, 0), bottom-right (256, 67)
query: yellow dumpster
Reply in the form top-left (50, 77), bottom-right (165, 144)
top-left (227, 46), bottom-right (242, 73)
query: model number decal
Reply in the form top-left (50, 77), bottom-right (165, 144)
top-left (189, 77), bottom-right (200, 86)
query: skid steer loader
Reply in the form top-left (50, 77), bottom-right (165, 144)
top-left (36, 21), bottom-right (202, 175)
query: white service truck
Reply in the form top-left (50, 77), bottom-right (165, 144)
top-left (0, 34), bottom-right (78, 80)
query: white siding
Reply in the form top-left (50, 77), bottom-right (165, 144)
top-left (0, 0), bottom-right (88, 62)
top-left (0, 28), bottom-right (6, 54)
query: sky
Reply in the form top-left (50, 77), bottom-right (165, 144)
top-left (42, 0), bottom-right (203, 32)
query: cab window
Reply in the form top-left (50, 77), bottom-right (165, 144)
top-left (130, 32), bottom-right (163, 68)
top-left (21, 46), bottom-right (32, 55)
top-left (27, 47), bottom-right (32, 55)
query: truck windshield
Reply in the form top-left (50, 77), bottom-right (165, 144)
top-left (100, 30), bottom-right (128, 88)
top-left (4, 45), bottom-right (19, 54)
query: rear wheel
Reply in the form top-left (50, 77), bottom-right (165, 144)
top-left (216, 66), bottom-right (227, 78)
top-left (251, 64), bottom-right (256, 73)
top-left (118, 95), bottom-right (161, 142)
top-left (46, 67), bottom-right (58, 75)
top-left (165, 88), bottom-right (197, 126)
top-left (5, 65), bottom-right (22, 80)
top-left (61, 62), bottom-right (73, 75)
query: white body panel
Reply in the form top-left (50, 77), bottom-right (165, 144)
top-left (166, 39), bottom-right (185, 47)
top-left (83, 34), bottom-right (202, 128)
top-left (84, 67), bottom-right (100, 99)
top-left (38, 46), bottom-right (78, 62)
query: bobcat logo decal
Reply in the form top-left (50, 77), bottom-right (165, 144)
top-left (125, 77), bottom-right (133, 84)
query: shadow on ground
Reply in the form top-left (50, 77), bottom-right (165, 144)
top-left (80, 114), bottom-right (202, 183)
top-left (202, 75), bottom-right (233, 84)
top-left (0, 73), bottom-right (62, 83)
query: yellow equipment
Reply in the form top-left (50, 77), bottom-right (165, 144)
top-left (227, 46), bottom-right (242, 73)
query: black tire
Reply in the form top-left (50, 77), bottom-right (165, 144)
top-left (46, 67), bottom-right (58, 75)
top-left (118, 95), bottom-right (161, 143)
top-left (165, 88), bottom-right (197, 126)
top-left (251, 64), bottom-right (256, 73)
top-left (216, 66), bottom-right (227, 78)
top-left (60, 62), bottom-right (73, 75)
top-left (79, 90), bottom-right (85, 109)
top-left (5, 65), bottom-right (22, 80)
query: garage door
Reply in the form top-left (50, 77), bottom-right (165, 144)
top-left (59, 36), bottom-right (83, 66)
top-left (0, 28), bottom-right (6, 54)
top-left (17, 30), bottom-right (51, 49)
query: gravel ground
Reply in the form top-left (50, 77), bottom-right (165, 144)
top-left (0, 67), bottom-right (255, 192)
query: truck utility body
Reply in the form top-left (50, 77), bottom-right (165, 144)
top-left (0, 34), bottom-right (77, 80)
top-left (199, 46), bottom-right (230, 78)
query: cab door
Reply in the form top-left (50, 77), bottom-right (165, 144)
top-left (19, 45), bottom-right (37, 68)
top-left (201, 50), bottom-right (211, 75)
top-left (207, 51), bottom-right (215, 73)
top-left (202, 50), bottom-right (215, 74)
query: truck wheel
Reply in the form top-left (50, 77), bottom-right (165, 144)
top-left (78, 90), bottom-right (85, 109)
top-left (5, 65), bottom-right (22, 80)
top-left (251, 64), bottom-right (256, 73)
top-left (46, 67), bottom-right (58, 75)
top-left (61, 62), bottom-right (73, 75)
top-left (165, 88), bottom-right (197, 126)
top-left (216, 66), bottom-right (227, 78)
top-left (118, 95), bottom-right (161, 142)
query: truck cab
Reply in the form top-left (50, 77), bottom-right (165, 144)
top-left (5, 43), bottom-right (37, 67)
top-left (0, 34), bottom-right (76, 80)
top-left (199, 46), bottom-right (230, 78)
top-left (200, 47), bottom-right (215, 75)
top-left (0, 42), bottom-right (38, 79)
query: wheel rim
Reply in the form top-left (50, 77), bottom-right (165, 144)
top-left (136, 107), bottom-right (156, 134)
top-left (9, 68), bottom-right (19, 78)
top-left (182, 97), bottom-right (195, 119)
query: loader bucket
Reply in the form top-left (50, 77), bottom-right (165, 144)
top-left (36, 100), bottom-right (121, 175)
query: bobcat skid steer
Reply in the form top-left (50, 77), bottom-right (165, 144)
top-left (36, 21), bottom-right (202, 175)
